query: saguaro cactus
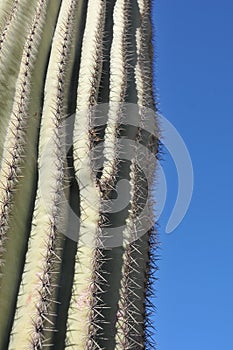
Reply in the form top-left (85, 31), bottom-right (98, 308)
top-left (0, 0), bottom-right (158, 349)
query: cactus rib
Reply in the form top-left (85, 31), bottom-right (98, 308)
top-left (0, 1), bottom-right (64, 348)
top-left (100, 0), bottom-right (129, 184)
top-left (9, 0), bottom-right (82, 348)
top-left (114, 0), bottom-right (157, 348)
top-left (66, 0), bottom-right (106, 348)
top-left (0, 0), bottom-right (43, 161)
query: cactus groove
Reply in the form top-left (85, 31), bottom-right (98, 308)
top-left (0, 0), bottom-right (158, 349)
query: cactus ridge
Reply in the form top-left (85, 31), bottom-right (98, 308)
top-left (100, 0), bottom-right (130, 191)
top-left (66, 0), bottom-right (107, 347)
top-left (30, 1), bottom-right (80, 347)
top-left (0, 1), bottom-right (19, 53)
top-left (0, 0), bottom-right (43, 161)
top-left (0, 0), bottom-right (65, 348)
top-left (9, 0), bottom-right (81, 348)
top-left (0, 0), bottom-right (49, 273)
top-left (114, 1), bottom-right (158, 348)
top-left (135, 3), bottom-right (159, 348)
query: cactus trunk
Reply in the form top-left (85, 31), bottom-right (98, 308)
top-left (0, 0), bottom-right (158, 349)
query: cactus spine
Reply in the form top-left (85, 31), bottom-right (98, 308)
top-left (0, 0), bottom-right (158, 349)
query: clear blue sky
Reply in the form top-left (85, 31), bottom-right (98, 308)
top-left (151, 1), bottom-right (233, 349)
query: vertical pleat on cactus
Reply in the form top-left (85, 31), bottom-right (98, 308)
top-left (0, 0), bottom-right (159, 349)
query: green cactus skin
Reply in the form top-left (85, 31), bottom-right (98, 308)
top-left (0, 0), bottom-right (158, 349)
